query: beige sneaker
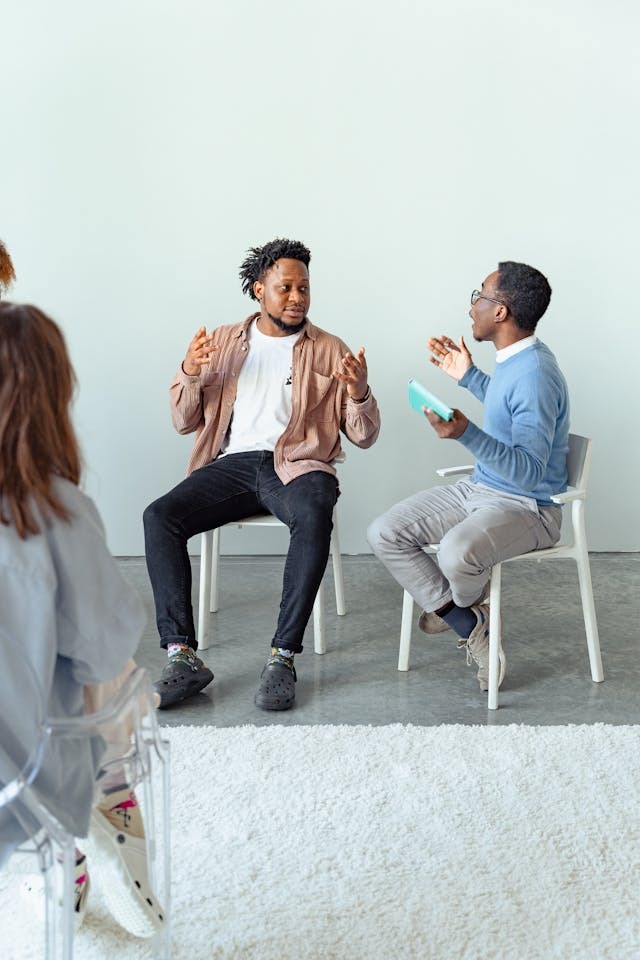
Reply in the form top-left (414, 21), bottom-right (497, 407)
top-left (418, 610), bottom-right (451, 634)
top-left (459, 603), bottom-right (506, 692)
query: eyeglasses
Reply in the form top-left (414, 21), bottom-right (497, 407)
top-left (470, 289), bottom-right (506, 307)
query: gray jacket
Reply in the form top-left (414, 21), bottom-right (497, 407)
top-left (0, 477), bottom-right (145, 853)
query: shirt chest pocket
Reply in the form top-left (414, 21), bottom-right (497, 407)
top-left (305, 370), bottom-right (336, 422)
top-left (202, 371), bottom-right (225, 414)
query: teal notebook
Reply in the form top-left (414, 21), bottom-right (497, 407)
top-left (408, 378), bottom-right (454, 421)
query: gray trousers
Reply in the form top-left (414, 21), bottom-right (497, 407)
top-left (367, 479), bottom-right (562, 612)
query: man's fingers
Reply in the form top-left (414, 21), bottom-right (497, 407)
top-left (342, 349), bottom-right (366, 366)
top-left (342, 354), bottom-right (362, 372)
top-left (439, 335), bottom-right (460, 352)
top-left (198, 343), bottom-right (219, 358)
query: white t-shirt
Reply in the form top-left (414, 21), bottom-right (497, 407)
top-left (221, 320), bottom-right (300, 456)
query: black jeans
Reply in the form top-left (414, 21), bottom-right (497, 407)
top-left (143, 451), bottom-right (338, 655)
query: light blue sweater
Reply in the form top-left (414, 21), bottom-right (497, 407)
top-left (457, 341), bottom-right (569, 505)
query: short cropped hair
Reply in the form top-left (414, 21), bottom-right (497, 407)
top-left (239, 238), bottom-right (311, 300)
top-left (496, 261), bottom-right (552, 332)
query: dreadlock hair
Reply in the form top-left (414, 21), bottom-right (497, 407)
top-left (0, 240), bottom-right (16, 296)
top-left (495, 261), bottom-right (552, 332)
top-left (239, 238), bottom-right (311, 300)
top-left (0, 302), bottom-right (81, 539)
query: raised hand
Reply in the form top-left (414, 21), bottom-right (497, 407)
top-left (428, 335), bottom-right (472, 381)
top-left (333, 347), bottom-right (369, 400)
top-left (183, 326), bottom-right (219, 376)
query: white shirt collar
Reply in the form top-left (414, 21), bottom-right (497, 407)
top-left (496, 335), bottom-right (537, 363)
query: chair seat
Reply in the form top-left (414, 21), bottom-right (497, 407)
top-left (230, 514), bottom-right (286, 527)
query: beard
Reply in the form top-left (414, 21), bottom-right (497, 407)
top-left (266, 310), bottom-right (308, 335)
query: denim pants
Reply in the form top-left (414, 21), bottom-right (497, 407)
top-left (143, 451), bottom-right (338, 654)
top-left (367, 479), bottom-right (562, 612)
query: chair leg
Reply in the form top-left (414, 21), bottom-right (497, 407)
top-left (330, 523), bottom-right (346, 616)
top-left (313, 578), bottom-right (326, 655)
top-left (197, 531), bottom-right (213, 650)
top-left (574, 537), bottom-right (604, 682)
top-left (487, 567), bottom-right (502, 710)
top-left (147, 734), bottom-right (171, 960)
top-left (43, 832), bottom-right (74, 960)
top-left (210, 528), bottom-right (221, 613)
top-left (398, 590), bottom-right (414, 671)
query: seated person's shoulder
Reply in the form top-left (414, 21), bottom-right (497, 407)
top-left (50, 476), bottom-right (100, 519)
top-left (45, 478), bottom-right (107, 547)
top-left (214, 319), bottom-right (247, 339)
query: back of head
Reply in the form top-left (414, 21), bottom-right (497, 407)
top-left (0, 303), bottom-right (81, 538)
top-left (496, 261), bottom-right (552, 332)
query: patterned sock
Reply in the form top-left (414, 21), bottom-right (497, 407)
top-left (167, 642), bottom-right (195, 659)
top-left (272, 646), bottom-right (295, 668)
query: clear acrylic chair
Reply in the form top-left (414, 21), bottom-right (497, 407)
top-left (397, 433), bottom-right (604, 710)
top-left (0, 639), bottom-right (171, 959)
top-left (197, 508), bottom-right (346, 653)
top-left (0, 632), bottom-right (76, 959)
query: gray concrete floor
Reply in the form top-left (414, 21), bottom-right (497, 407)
top-left (124, 553), bottom-right (640, 728)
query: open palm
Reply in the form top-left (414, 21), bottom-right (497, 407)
top-left (427, 335), bottom-right (473, 381)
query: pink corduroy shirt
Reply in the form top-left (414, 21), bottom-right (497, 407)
top-left (169, 313), bottom-right (381, 483)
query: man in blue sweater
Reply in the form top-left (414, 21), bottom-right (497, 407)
top-left (367, 262), bottom-right (569, 693)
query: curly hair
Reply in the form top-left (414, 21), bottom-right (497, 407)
top-left (0, 302), bottom-right (81, 538)
top-left (496, 261), bottom-right (552, 332)
top-left (239, 238), bottom-right (311, 300)
top-left (0, 239), bottom-right (16, 295)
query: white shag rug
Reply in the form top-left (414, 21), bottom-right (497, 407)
top-left (3, 724), bottom-right (640, 960)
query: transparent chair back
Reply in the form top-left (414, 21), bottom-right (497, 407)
top-left (0, 628), bottom-right (76, 959)
top-left (0, 631), bottom-right (171, 959)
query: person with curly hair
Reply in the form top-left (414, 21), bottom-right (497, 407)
top-left (368, 262), bottom-right (569, 694)
top-left (144, 238), bottom-right (380, 711)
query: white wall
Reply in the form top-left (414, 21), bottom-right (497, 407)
top-left (2, 0), bottom-right (638, 554)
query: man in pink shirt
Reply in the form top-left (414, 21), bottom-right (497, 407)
top-left (144, 238), bottom-right (380, 711)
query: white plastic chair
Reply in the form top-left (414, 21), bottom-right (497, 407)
top-left (397, 433), bottom-right (604, 710)
top-left (0, 646), bottom-right (171, 959)
top-left (197, 509), bottom-right (346, 654)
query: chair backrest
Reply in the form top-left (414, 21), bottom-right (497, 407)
top-left (566, 433), bottom-right (592, 491)
top-left (48, 667), bottom-right (161, 816)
